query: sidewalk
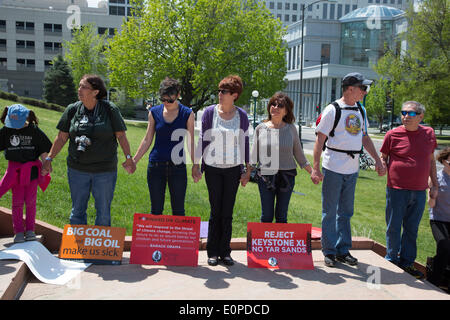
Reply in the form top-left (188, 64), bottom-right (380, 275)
top-left (17, 249), bottom-right (449, 300)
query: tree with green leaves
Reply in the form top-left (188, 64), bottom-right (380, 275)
top-left (106, 0), bottom-right (287, 112)
top-left (375, 0), bottom-right (450, 132)
top-left (63, 23), bottom-right (108, 87)
top-left (365, 78), bottom-right (389, 133)
top-left (42, 55), bottom-right (77, 107)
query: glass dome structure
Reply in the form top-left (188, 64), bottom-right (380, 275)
top-left (339, 5), bottom-right (405, 67)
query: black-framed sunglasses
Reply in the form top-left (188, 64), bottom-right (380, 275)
top-left (358, 85), bottom-right (368, 92)
top-left (401, 110), bottom-right (421, 117)
top-left (218, 89), bottom-right (231, 95)
top-left (270, 103), bottom-right (285, 109)
top-left (160, 97), bottom-right (176, 103)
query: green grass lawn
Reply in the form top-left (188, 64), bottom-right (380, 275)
top-left (0, 98), bottom-right (438, 265)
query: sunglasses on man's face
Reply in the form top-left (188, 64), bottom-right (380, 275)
top-left (160, 97), bottom-right (176, 103)
top-left (401, 110), bottom-right (421, 117)
top-left (218, 89), bottom-right (231, 95)
top-left (358, 85), bottom-right (368, 92)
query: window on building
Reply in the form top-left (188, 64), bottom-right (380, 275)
top-left (285, 3), bottom-right (290, 10)
top-left (16, 21), bottom-right (34, 31)
top-left (269, 2), bottom-right (274, 9)
top-left (369, 0), bottom-right (373, 2)
top-left (383, 0), bottom-right (388, 3)
top-left (293, 3), bottom-right (297, 11)
top-left (345, 4), bottom-right (350, 14)
top-left (0, 39), bottom-right (6, 48)
top-left (330, 4), bottom-right (335, 19)
top-left (285, 14), bottom-right (290, 22)
top-left (277, 14), bottom-right (282, 20)
top-left (337, 4), bottom-right (342, 19)
top-left (398, 0), bottom-right (402, 4)
top-left (352, 5), bottom-right (357, 10)
top-left (0, 57), bottom-right (6, 67)
top-left (322, 3), bottom-right (328, 19)
top-left (0, 20), bottom-right (6, 30)
top-left (44, 60), bottom-right (52, 68)
top-left (16, 40), bottom-right (25, 48)
top-left (321, 44), bottom-right (331, 63)
top-left (109, 5), bottom-right (126, 16)
top-left (277, 2), bottom-right (282, 10)
top-left (292, 15), bottom-right (297, 22)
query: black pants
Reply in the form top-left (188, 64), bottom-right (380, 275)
top-left (204, 165), bottom-right (241, 258)
top-left (428, 220), bottom-right (450, 286)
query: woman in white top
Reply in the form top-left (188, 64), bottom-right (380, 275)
top-left (192, 75), bottom-right (250, 266)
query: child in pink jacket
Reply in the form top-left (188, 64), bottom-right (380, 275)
top-left (0, 104), bottom-right (52, 243)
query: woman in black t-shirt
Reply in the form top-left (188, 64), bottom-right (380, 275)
top-left (0, 104), bottom-right (52, 243)
top-left (42, 74), bottom-right (135, 227)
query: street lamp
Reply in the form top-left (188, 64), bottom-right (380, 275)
top-left (252, 90), bottom-right (259, 129)
top-left (298, 0), bottom-right (336, 141)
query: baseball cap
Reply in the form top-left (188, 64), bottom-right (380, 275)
top-left (5, 104), bottom-right (30, 129)
top-left (342, 73), bottom-right (373, 86)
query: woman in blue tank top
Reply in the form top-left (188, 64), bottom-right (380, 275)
top-left (133, 77), bottom-right (195, 215)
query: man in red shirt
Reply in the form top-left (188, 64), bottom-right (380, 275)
top-left (380, 101), bottom-right (438, 279)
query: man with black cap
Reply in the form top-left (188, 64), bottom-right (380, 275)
top-left (311, 72), bottom-right (386, 267)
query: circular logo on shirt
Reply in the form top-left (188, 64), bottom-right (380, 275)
top-left (9, 135), bottom-right (20, 147)
top-left (345, 114), bottom-right (361, 136)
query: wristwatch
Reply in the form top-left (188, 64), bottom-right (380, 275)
top-left (45, 156), bottom-right (53, 162)
top-left (126, 154), bottom-right (132, 160)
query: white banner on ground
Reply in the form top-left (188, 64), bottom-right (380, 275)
top-left (0, 241), bottom-right (91, 285)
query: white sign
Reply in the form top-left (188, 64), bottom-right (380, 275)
top-left (0, 241), bottom-right (90, 285)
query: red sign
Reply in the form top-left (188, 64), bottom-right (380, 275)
top-left (130, 213), bottom-right (201, 266)
top-left (247, 222), bottom-right (314, 270)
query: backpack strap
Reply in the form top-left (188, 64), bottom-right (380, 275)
top-left (329, 101), bottom-right (341, 137)
top-left (323, 101), bottom-right (364, 158)
top-left (321, 101), bottom-right (341, 151)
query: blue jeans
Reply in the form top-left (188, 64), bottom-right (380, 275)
top-left (321, 167), bottom-right (359, 256)
top-left (257, 171), bottom-right (295, 223)
top-left (385, 187), bottom-right (426, 267)
top-left (67, 167), bottom-right (117, 226)
top-left (147, 161), bottom-right (187, 216)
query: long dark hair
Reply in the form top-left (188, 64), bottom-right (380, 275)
top-left (1, 107), bottom-right (38, 126)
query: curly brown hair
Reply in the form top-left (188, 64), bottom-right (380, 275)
top-left (265, 92), bottom-right (295, 124)
top-left (437, 147), bottom-right (450, 164)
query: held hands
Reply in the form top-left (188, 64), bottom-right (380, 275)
top-left (41, 159), bottom-right (52, 176)
top-left (310, 168), bottom-right (323, 185)
top-left (375, 160), bottom-right (386, 176)
top-left (122, 158), bottom-right (136, 174)
top-left (192, 164), bottom-right (202, 183)
top-left (240, 171), bottom-right (251, 187)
